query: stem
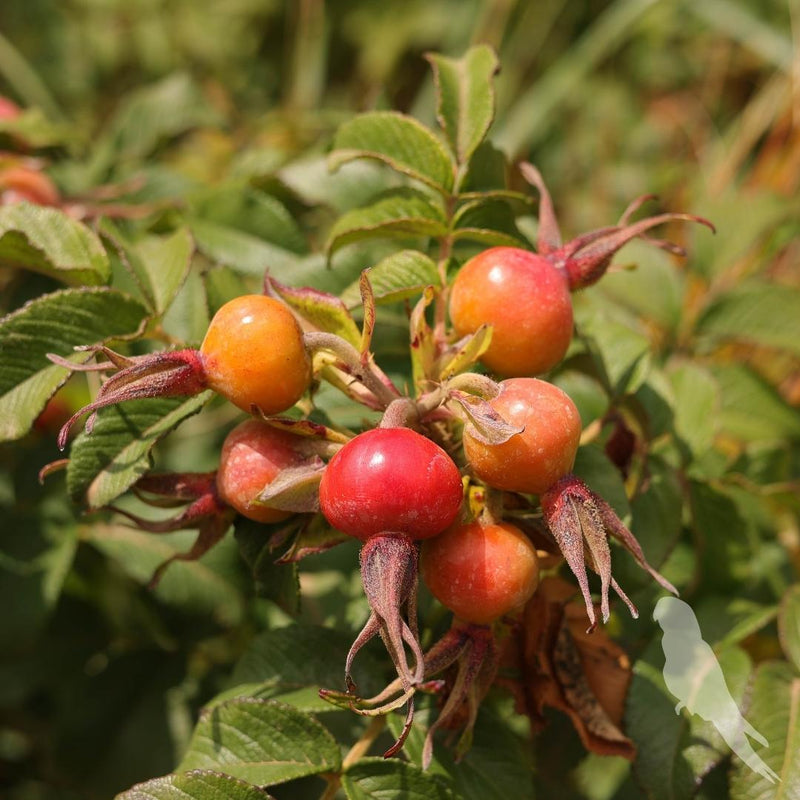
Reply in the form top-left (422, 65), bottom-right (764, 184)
top-left (433, 195), bottom-right (457, 344)
top-left (319, 716), bottom-right (387, 800)
top-left (305, 332), bottom-right (399, 408)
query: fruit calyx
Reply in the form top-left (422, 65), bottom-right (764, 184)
top-left (540, 473), bottom-right (677, 632)
top-left (520, 162), bottom-right (715, 291)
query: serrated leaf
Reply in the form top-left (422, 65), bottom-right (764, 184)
top-left (668, 362), bottom-right (720, 458)
top-left (340, 250), bottom-right (439, 309)
top-left (66, 393), bottom-right (212, 507)
top-left (0, 288), bottom-right (148, 441)
top-left (230, 623), bottom-right (384, 712)
top-left (326, 189), bottom-right (447, 257)
top-left (451, 198), bottom-right (528, 247)
top-left (270, 278), bottom-right (361, 347)
top-left (0, 203), bottom-right (110, 285)
top-left (343, 758), bottom-right (454, 800)
top-left (729, 661), bottom-right (800, 797)
top-left (83, 524), bottom-right (243, 626)
top-left (779, 585), bottom-right (800, 672)
top-left (598, 240), bottom-right (685, 330)
top-left (697, 282), bottom-right (800, 356)
top-left (426, 45), bottom-right (499, 167)
top-left (117, 770), bottom-right (275, 800)
top-left (178, 698), bottom-right (341, 786)
top-left (389, 706), bottom-right (533, 800)
top-left (330, 112), bottom-right (455, 193)
top-left (130, 228), bottom-right (194, 315)
top-left (689, 482), bottom-right (756, 592)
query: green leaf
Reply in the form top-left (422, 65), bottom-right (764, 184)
top-left (178, 698), bottom-right (341, 786)
top-left (426, 45), bottom-right (499, 167)
top-left (576, 301), bottom-right (652, 396)
top-left (233, 518), bottom-right (299, 615)
top-left (117, 770), bottom-right (275, 800)
top-left (729, 661), bottom-right (800, 797)
top-left (628, 647), bottom-right (754, 800)
top-left (127, 228), bottom-right (194, 315)
top-left (668, 362), bottom-right (720, 459)
top-left (626, 457), bottom-right (683, 582)
top-left (710, 363), bottom-right (800, 442)
top-left (330, 112), bottom-right (455, 193)
top-left (697, 282), bottom-right (800, 356)
top-left (451, 198), bottom-right (528, 247)
top-left (390, 706), bottom-right (534, 800)
top-left (0, 203), bottom-right (110, 285)
top-left (189, 186), bottom-right (308, 255)
top-left (779, 585), bottom-right (800, 672)
top-left (689, 482), bottom-right (757, 592)
top-left (269, 278), bottom-right (361, 347)
top-left (342, 758), bottom-right (454, 800)
top-left (231, 623), bottom-right (384, 713)
top-left (279, 156), bottom-right (397, 213)
top-left (340, 250), bottom-right (439, 308)
top-left (326, 189), bottom-right (447, 257)
top-left (598, 240), bottom-right (685, 330)
top-left (0, 288), bottom-right (148, 441)
top-left (83, 524), bottom-right (244, 626)
top-left (66, 393), bottom-right (213, 507)
top-left (103, 73), bottom-right (221, 164)
top-left (189, 217), bottom-right (301, 276)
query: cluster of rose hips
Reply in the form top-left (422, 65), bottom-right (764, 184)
top-left (50, 163), bottom-right (711, 764)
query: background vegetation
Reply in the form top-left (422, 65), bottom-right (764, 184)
top-left (0, 1), bottom-right (798, 798)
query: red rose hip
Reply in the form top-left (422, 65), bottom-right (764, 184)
top-left (319, 427), bottom-right (463, 541)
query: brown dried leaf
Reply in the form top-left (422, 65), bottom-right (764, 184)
top-left (504, 577), bottom-right (636, 760)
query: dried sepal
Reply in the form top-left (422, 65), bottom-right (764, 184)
top-left (51, 348), bottom-right (206, 449)
top-left (108, 471), bottom-right (234, 586)
top-left (447, 389), bottom-right (523, 445)
top-left (519, 161), bottom-right (715, 291)
top-left (541, 473), bottom-right (677, 631)
top-left (347, 534), bottom-right (425, 696)
top-left (256, 458), bottom-right (326, 513)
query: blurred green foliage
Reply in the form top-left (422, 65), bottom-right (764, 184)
top-left (1, 1), bottom-right (798, 799)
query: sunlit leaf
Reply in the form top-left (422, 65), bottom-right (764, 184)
top-left (117, 770), bottom-right (275, 800)
top-left (66, 393), bottom-right (213, 507)
top-left (0, 203), bottom-right (110, 285)
top-left (178, 698), bottom-right (341, 785)
top-left (330, 112), bottom-right (455, 193)
top-left (326, 189), bottom-right (447, 256)
top-left (426, 45), bottom-right (499, 167)
top-left (0, 288), bottom-right (148, 441)
top-left (340, 250), bottom-right (439, 308)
